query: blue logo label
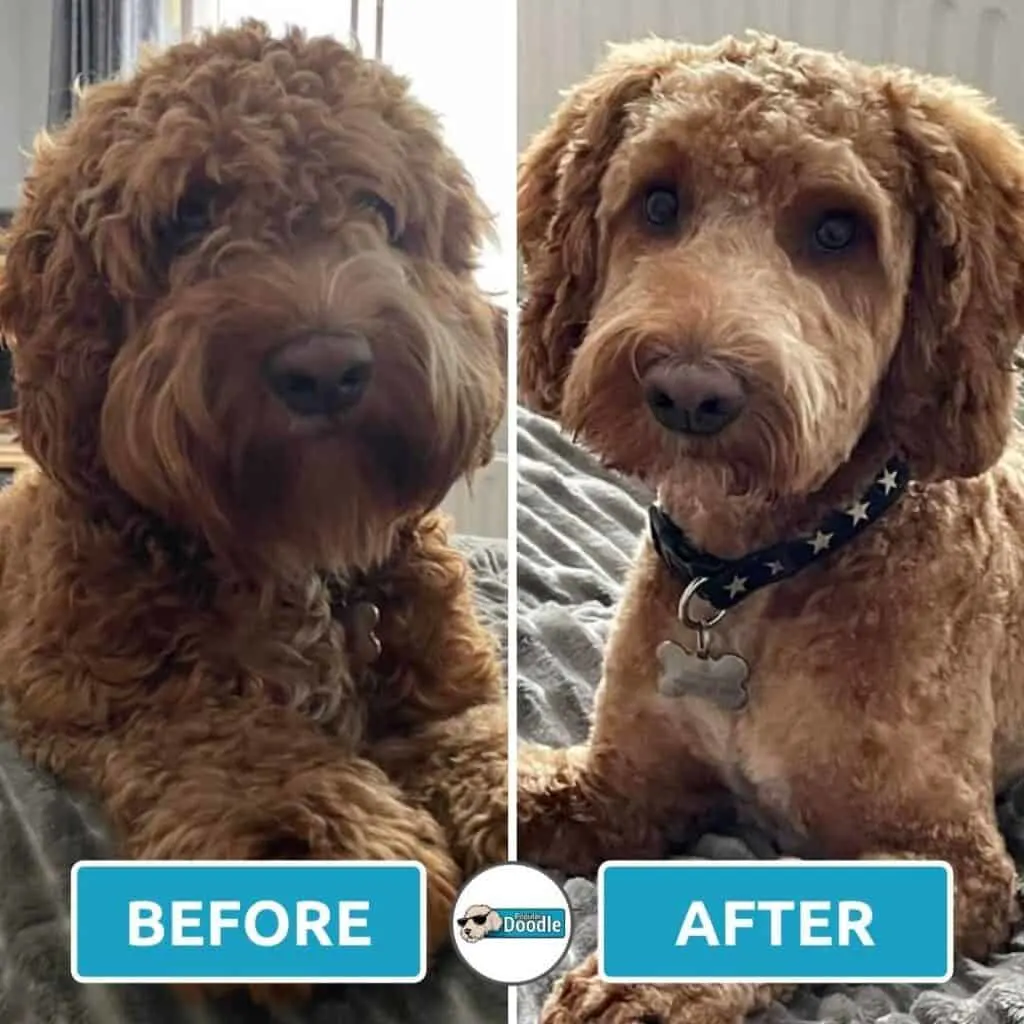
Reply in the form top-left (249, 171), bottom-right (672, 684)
top-left (599, 860), bottom-right (952, 983)
top-left (71, 861), bottom-right (425, 983)
top-left (465, 908), bottom-right (566, 939)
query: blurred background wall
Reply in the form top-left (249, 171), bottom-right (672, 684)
top-left (0, 2), bottom-right (53, 213)
top-left (518, 0), bottom-right (1024, 150)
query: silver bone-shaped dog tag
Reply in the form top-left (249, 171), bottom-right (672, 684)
top-left (656, 639), bottom-right (750, 710)
top-left (348, 601), bottom-right (382, 665)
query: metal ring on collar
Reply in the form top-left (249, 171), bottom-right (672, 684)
top-left (677, 576), bottom-right (726, 630)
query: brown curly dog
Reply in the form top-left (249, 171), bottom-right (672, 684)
top-left (0, 20), bottom-right (507, 1001)
top-left (517, 33), bottom-right (1024, 1023)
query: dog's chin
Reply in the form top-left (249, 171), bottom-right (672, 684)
top-left (567, 403), bottom-right (782, 497)
top-left (653, 436), bottom-right (852, 515)
top-left (102, 385), bottom-right (476, 576)
top-left (244, 424), bottom-right (469, 572)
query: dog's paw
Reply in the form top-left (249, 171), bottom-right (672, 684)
top-left (303, 798), bottom-right (461, 957)
top-left (541, 958), bottom-right (789, 1024)
top-left (133, 762), bottom-right (462, 960)
top-left (956, 867), bottom-right (1020, 960)
top-left (457, 800), bottom-right (507, 876)
top-left (417, 827), bottom-right (462, 957)
top-left (862, 843), bottom-right (1018, 961)
top-left (540, 957), bottom-right (675, 1024)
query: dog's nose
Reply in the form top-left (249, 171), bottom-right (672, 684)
top-left (265, 332), bottom-right (374, 417)
top-left (642, 361), bottom-right (745, 436)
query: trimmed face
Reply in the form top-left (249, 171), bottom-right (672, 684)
top-left (564, 62), bottom-right (916, 501)
top-left (518, 37), bottom-right (1024, 509)
top-left (0, 23), bottom-right (505, 571)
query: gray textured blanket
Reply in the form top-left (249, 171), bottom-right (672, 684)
top-left (515, 405), bottom-right (1024, 1024)
top-left (0, 540), bottom-right (508, 1024)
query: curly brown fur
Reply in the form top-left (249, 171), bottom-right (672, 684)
top-left (518, 33), bottom-right (1024, 1022)
top-left (0, 21), bottom-right (507, 1003)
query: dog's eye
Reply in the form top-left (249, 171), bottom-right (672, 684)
top-left (175, 197), bottom-right (211, 237)
top-left (357, 191), bottom-right (399, 245)
top-left (157, 191), bottom-right (214, 256)
top-left (811, 211), bottom-right (859, 253)
top-left (641, 186), bottom-right (680, 230)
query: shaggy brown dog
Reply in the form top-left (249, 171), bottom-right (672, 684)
top-left (0, 20), bottom-right (507, 1000)
top-left (518, 33), bottom-right (1024, 1023)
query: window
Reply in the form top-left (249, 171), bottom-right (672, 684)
top-left (121, 0), bottom-right (184, 72)
top-left (213, 1), bottom-right (373, 48)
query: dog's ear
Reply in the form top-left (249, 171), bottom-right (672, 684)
top-left (518, 47), bottom-right (673, 418)
top-left (491, 302), bottom-right (508, 370)
top-left (485, 909), bottom-right (502, 932)
top-left (881, 74), bottom-right (1024, 480)
top-left (466, 302), bottom-right (508, 472)
top-left (0, 129), bottom-right (125, 499)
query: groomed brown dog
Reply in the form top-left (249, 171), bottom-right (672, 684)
top-left (0, 20), bottom-right (507, 1000)
top-left (518, 34), bottom-right (1024, 1023)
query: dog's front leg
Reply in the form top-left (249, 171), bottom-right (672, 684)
top-left (540, 956), bottom-right (792, 1024)
top-left (857, 836), bottom-right (1018, 960)
top-left (518, 739), bottom-right (668, 875)
top-left (358, 513), bottom-right (508, 874)
top-left (518, 552), bottom-right (726, 876)
top-left (74, 700), bottom-right (461, 1004)
top-left (756, 670), bottom-right (1019, 962)
top-left (537, 811), bottom-right (1015, 1023)
top-left (793, 784), bottom-right (1019, 961)
top-left (518, 689), bottom-right (724, 877)
top-left (369, 700), bottom-right (508, 876)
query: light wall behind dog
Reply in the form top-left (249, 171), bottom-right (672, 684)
top-left (518, 0), bottom-right (1024, 150)
top-left (0, 0), bottom-right (52, 211)
top-left (383, 0), bottom-right (512, 544)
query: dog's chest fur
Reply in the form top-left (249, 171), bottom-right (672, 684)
top-left (0, 473), bottom-right (378, 749)
top-left (658, 602), bottom-right (813, 854)
top-left (602, 451), bottom-right (1024, 864)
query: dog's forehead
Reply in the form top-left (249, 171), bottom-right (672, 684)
top-left (71, 31), bottom-right (444, 213)
top-left (621, 53), bottom-right (908, 201)
top-left (138, 32), bottom-right (375, 107)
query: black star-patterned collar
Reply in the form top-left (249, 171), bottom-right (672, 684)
top-left (649, 456), bottom-right (911, 611)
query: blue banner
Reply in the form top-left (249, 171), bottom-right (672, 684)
top-left (71, 861), bottom-right (425, 983)
top-left (599, 860), bottom-right (952, 982)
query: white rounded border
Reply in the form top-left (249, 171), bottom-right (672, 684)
top-left (450, 862), bottom-right (573, 985)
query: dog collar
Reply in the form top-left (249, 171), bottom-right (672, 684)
top-left (649, 456), bottom-right (911, 612)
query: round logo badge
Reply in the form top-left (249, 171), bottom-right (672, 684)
top-left (451, 862), bottom-right (573, 984)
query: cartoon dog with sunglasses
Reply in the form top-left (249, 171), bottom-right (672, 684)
top-left (456, 904), bottom-right (502, 943)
